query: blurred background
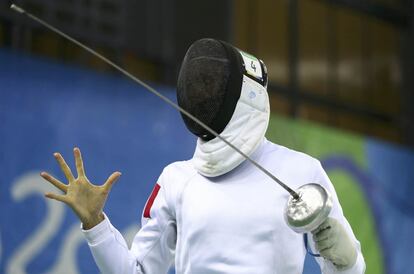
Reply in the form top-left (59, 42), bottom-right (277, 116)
top-left (0, 0), bottom-right (413, 273)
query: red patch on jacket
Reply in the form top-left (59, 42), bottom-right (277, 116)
top-left (143, 183), bottom-right (161, 218)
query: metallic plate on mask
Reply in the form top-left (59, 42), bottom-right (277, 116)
top-left (284, 183), bottom-right (332, 233)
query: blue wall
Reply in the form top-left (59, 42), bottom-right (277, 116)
top-left (365, 140), bottom-right (414, 274)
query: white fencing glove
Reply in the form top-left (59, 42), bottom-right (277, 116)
top-left (312, 217), bottom-right (358, 271)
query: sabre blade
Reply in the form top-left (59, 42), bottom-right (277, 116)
top-left (10, 3), bottom-right (300, 199)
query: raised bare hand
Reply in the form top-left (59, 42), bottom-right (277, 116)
top-left (40, 147), bottom-right (121, 229)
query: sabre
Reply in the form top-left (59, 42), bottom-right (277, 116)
top-left (11, 4), bottom-right (335, 234)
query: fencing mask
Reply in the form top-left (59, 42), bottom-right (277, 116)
top-left (177, 38), bottom-right (270, 177)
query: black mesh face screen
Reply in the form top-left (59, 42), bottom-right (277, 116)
top-left (177, 38), bottom-right (233, 140)
top-left (177, 38), bottom-right (267, 141)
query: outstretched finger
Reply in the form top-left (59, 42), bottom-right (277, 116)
top-left (45, 192), bottom-right (70, 204)
top-left (74, 147), bottom-right (86, 178)
top-left (103, 171), bottom-right (122, 191)
top-left (54, 152), bottom-right (75, 182)
top-left (40, 172), bottom-right (68, 193)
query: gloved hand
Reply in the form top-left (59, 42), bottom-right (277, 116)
top-left (312, 217), bottom-right (358, 271)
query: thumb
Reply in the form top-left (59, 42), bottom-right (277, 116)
top-left (103, 171), bottom-right (122, 192)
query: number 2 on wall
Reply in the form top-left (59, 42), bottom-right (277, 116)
top-left (6, 172), bottom-right (65, 274)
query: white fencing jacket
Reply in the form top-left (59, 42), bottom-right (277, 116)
top-left (82, 139), bottom-right (365, 274)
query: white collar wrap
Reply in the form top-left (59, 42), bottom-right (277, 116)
top-left (192, 75), bottom-right (270, 177)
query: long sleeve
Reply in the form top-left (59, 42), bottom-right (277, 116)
top-left (82, 172), bottom-right (177, 274)
top-left (82, 214), bottom-right (144, 274)
top-left (308, 161), bottom-right (366, 274)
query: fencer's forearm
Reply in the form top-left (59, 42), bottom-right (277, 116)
top-left (82, 215), bottom-right (143, 274)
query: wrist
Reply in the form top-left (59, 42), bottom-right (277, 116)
top-left (82, 212), bottom-right (105, 230)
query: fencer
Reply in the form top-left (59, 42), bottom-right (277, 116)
top-left (41, 38), bottom-right (366, 273)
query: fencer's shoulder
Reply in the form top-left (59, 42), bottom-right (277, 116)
top-left (160, 160), bottom-right (198, 182)
top-left (157, 161), bottom-right (197, 208)
top-left (262, 139), bottom-right (321, 166)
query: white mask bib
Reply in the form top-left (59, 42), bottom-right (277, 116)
top-left (192, 75), bottom-right (270, 177)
